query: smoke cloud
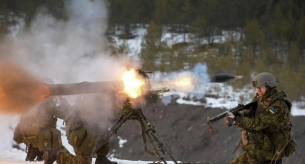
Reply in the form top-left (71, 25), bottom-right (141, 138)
top-left (0, 115), bottom-right (20, 151)
top-left (3, 0), bottom-right (129, 83)
top-left (150, 63), bottom-right (210, 93)
top-left (0, 0), bottom-right (137, 150)
top-left (0, 0), bottom-right (134, 111)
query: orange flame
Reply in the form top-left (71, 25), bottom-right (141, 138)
top-left (175, 78), bottom-right (192, 86)
top-left (0, 61), bottom-right (53, 114)
top-left (122, 69), bottom-right (145, 98)
top-left (37, 83), bottom-right (51, 99)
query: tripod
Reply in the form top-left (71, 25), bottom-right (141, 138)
top-left (92, 108), bottom-right (178, 164)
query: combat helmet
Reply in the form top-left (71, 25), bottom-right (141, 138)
top-left (252, 72), bottom-right (277, 88)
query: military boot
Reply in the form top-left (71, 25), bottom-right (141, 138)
top-left (43, 148), bottom-right (58, 164)
top-left (36, 150), bottom-right (44, 161)
top-left (95, 156), bottom-right (118, 164)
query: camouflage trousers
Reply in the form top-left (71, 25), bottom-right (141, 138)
top-left (230, 152), bottom-right (282, 164)
top-left (231, 152), bottom-right (261, 164)
top-left (230, 144), bottom-right (276, 164)
top-left (57, 143), bottom-right (110, 164)
top-left (23, 135), bottom-right (39, 148)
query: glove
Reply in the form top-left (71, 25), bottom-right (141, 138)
top-left (224, 111), bottom-right (235, 127)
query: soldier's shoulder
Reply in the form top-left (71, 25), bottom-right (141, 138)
top-left (270, 99), bottom-right (288, 107)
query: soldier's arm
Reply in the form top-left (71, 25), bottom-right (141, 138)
top-left (242, 109), bottom-right (255, 117)
top-left (238, 98), bottom-right (257, 117)
top-left (234, 100), bottom-right (289, 131)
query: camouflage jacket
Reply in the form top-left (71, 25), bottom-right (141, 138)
top-left (15, 97), bottom-right (67, 138)
top-left (234, 87), bottom-right (293, 159)
top-left (235, 87), bottom-right (292, 134)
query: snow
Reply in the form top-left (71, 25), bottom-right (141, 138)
top-left (56, 119), bottom-right (75, 155)
top-left (0, 115), bottom-right (20, 151)
top-left (113, 27), bottom-right (147, 56)
top-left (117, 136), bottom-right (128, 148)
top-left (291, 104), bottom-right (305, 116)
top-left (161, 83), bottom-right (305, 115)
top-left (0, 149), bottom-right (28, 164)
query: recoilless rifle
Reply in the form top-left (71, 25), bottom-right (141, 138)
top-left (43, 71), bottom-right (241, 163)
top-left (44, 70), bottom-right (179, 164)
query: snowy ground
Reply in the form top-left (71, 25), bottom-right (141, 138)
top-left (0, 149), bottom-right (178, 164)
top-left (162, 83), bottom-right (305, 117)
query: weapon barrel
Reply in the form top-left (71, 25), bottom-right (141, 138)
top-left (207, 105), bottom-right (243, 124)
top-left (206, 100), bottom-right (257, 124)
top-left (46, 81), bottom-right (124, 96)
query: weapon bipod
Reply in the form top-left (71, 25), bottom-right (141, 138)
top-left (92, 108), bottom-right (178, 164)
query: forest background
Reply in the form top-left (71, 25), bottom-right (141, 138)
top-left (1, 0), bottom-right (305, 100)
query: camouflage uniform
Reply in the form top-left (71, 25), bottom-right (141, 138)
top-left (56, 141), bottom-right (110, 164)
top-left (13, 97), bottom-right (70, 163)
top-left (231, 87), bottom-right (293, 164)
top-left (55, 95), bottom-right (114, 164)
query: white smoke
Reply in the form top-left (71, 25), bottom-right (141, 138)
top-left (4, 0), bottom-right (129, 83)
top-left (149, 64), bottom-right (210, 106)
top-left (0, 115), bottom-right (20, 151)
top-left (0, 0), bottom-right (136, 151)
top-left (150, 63), bottom-right (210, 93)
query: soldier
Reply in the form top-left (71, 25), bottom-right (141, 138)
top-left (224, 72), bottom-right (296, 164)
top-left (13, 96), bottom-right (70, 163)
top-left (44, 95), bottom-right (118, 164)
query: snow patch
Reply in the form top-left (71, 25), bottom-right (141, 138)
top-left (118, 136), bottom-right (128, 148)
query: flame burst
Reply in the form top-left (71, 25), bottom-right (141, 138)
top-left (122, 69), bottom-right (145, 98)
top-left (0, 61), bottom-right (49, 114)
top-left (38, 84), bottom-right (51, 99)
top-left (175, 78), bottom-right (192, 86)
